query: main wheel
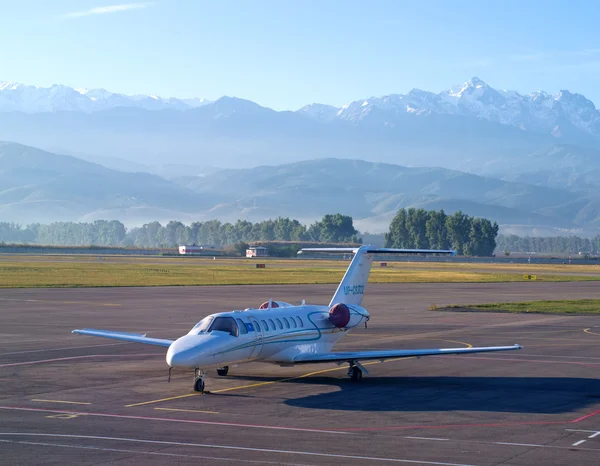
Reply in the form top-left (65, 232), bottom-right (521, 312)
top-left (216, 366), bottom-right (229, 376)
top-left (350, 366), bottom-right (363, 382)
top-left (193, 377), bottom-right (205, 392)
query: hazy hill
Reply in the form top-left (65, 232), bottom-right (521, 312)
top-left (1, 143), bottom-right (597, 235)
top-left (0, 142), bottom-right (215, 225)
top-left (0, 97), bottom-right (589, 174)
top-left (176, 158), bottom-right (596, 233)
top-left (2, 78), bottom-right (600, 185)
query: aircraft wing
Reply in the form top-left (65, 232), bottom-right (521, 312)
top-left (292, 344), bottom-right (522, 364)
top-left (72, 328), bottom-right (174, 348)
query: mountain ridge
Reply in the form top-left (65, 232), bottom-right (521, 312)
top-left (1, 142), bottom-right (596, 236)
top-left (0, 81), bottom-right (212, 113)
top-left (2, 77), bottom-right (600, 144)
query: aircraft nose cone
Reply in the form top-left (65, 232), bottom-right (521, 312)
top-left (165, 345), bottom-right (182, 368)
top-left (166, 335), bottom-right (201, 368)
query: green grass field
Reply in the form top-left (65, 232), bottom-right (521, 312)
top-left (433, 299), bottom-right (600, 315)
top-left (1, 258), bottom-right (600, 288)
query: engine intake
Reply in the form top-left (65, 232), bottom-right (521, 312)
top-left (329, 303), bottom-right (350, 328)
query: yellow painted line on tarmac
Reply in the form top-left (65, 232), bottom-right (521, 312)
top-left (584, 328), bottom-right (600, 336)
top-left (154, 407), bottom-right (219, 414)
top-left (125, 393), bottom-right (198, 407)
top-left (127, 339), bottom-right (474, 406)
top-left (126, 357), bottom-right (421, 406)
top-left (424, 338), bottom-right (473, 348)
top-left (31, 399), bottom-right (91, 405)
top-left (210, 365), bottom-right (351, 394)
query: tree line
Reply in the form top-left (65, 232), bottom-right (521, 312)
top-left (0, 214), bottom-right (360, 248)
top-left (384, 209), bottom-right (499, 256)
top-left (1, 210), bottom-right (504, 256)
top-left (497, 234), bottom-right (600, 256)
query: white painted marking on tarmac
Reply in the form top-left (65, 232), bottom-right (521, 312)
top-left (397, 432), bottom-right (600, 452)
top-left (0, 439), bottom-right (306, 465)
top-left (0, 433), bottom-right (479, 465)
top-left (494, 442), bottom-right (547, 448)
top-left (0, 407), bottom-right (351, 435)
top-left (566, 429), bottom-right (600, 435)
top-left (0, 342), bottom-right (131, 356)
top-left (31, 399), bottom-right (91, 405)
top-left (492, 440), bottom-right (599, 451)
top-left (405, 437), bottom-right (449, 441)
top-left (507, 353), bottom-right (600, 361)
top-left (0, 298), bottom-right (121, 307)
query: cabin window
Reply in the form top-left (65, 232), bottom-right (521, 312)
top-left (275, 318), bottom-right (283, 330)
top-left (236, 318), bottom-right (248, 334)
top-left (290, 317), bottom-right (297, 329)
top-left (207, 317), bottom-right (239, 337)
top-left (261, 320), bottom-right (269, 332)
top-left (295, 316), bottom-right (304, 328)
top-left (268, 319), bottom-right (276, 331)
top-left (282, 317), bottom-right (290, 329)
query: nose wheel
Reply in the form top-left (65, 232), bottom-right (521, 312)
top-left (193, 368), bottom-right (206, 393)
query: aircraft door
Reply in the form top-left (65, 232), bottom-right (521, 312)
top-left (248, 317), bottom-right (263, 359)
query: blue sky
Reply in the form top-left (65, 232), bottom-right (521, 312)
top-left (2, 0), bottom-right (600, 110)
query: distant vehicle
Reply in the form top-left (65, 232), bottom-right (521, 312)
top-left (73, 246), bottom-right (522, 392)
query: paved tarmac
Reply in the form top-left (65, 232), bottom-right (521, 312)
top-left (1, 282), bottom-right (599, 465)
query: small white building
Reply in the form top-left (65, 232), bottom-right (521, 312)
top-left (179, 245), bottom-right (204, 255)
top-left (246, 246), bottom-right (268, 258)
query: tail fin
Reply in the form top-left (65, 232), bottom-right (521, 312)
top-left (298, 246), bottom-right (455, 307)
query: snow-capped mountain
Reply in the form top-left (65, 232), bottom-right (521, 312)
top-left (4, 78), bottom-right (600, 140)
top-left (0, 81), bottom-right (211, 113)
top-left (300, 77), bottom-right (600, 138)
top-left (296, 103), bottom-right (339, 121)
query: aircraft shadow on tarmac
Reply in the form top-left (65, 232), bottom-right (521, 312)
top-left (225, 374), bottom-right (600, 414)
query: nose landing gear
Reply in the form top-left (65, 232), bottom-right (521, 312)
top-left (193, 368), bottom-right (206, 392)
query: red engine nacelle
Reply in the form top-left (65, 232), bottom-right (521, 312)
top-left (329, 303), bottom-right (350, 328)
top-left (258, 301), bottom-right (280, 309)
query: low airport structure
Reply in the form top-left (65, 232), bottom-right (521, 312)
top-left (246, 246), bottom-right (268, 258)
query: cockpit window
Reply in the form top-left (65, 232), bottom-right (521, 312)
top-left (208, 317), bottom-right (239, 337)
top-left (188, 316), bottom-right (214, 335)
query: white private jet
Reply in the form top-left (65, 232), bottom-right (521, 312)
top-left (73, 246), bottom-right (522, 392)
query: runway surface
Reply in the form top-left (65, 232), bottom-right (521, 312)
top-left (1, 282), bottom-right (599, 465)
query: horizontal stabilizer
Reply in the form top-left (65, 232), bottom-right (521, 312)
top-left (293, 344), bottom-right (522, 364)
top-left (72, 328), bottom-right (174, 348)
top-left (299, 245), bottom-right (456, 306)
top-left (299, 247), bottom-right (456, 255)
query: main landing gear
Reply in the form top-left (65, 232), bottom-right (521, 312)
top-left (216, 366), bottom-right (229, 376)
top-left (193, 368), bottom-right (206, 392)
top-left (347, 360), bottom-right (367, 382)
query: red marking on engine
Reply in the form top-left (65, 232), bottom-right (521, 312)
top-left (329, 303), bottom-right (350, 328)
